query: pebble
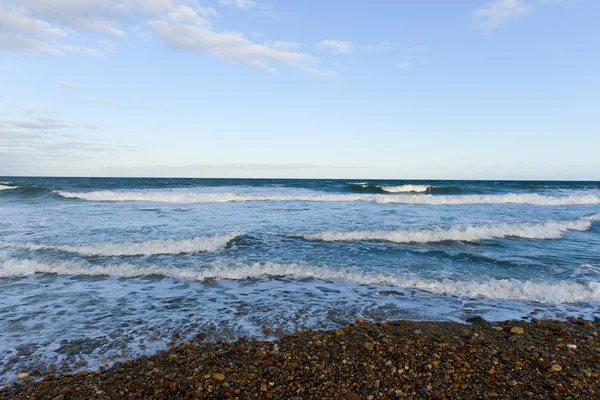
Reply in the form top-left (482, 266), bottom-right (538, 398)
top-left (3, 318), bottom-right (600, 399)
top-left (510, 327), bottom-right (524, 335)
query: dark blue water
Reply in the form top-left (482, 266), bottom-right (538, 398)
top-left (1, 177), bottom-right (599, 381)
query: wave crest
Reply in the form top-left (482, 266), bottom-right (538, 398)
top-left (17, 233), bottom-right (242, 257)
top-left (302, 213), bottom-right (600, 244)
top-left (1, 259), bottom-right (599, 303)
top-left (379, 184), bottom-right (430, 193)
top-left (56, 190), bottom-right (600, 206)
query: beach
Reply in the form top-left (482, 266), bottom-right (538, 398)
top-left (2, 317), bottom-right (599, 399)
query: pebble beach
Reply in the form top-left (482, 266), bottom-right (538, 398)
top-left (3, 317), bottom-right (600, 399)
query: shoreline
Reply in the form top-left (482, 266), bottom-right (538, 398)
top-left (2, 317), bottom-right (600, 399)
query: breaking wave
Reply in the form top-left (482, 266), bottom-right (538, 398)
top-left (0, 184), bottom-right (16, 191)
top-left (347, 183), bottom-right (463, 194)
top-left (302, 213), bottom-right (600, 244)
top-left (56, 190), bottom-right (600, 206)
top-left (17, 233), bottom-right (242, 257)
top-left (1, 259), bottom-right (599, 304)
top-left (379, 184), bottom-right (431, 193)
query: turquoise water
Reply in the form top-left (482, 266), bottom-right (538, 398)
top-left (1, 177), bottom-right (599, 380)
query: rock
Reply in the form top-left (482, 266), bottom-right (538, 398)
top-left (537, 359), bottom-right (551, 370)
top-left (567, 344), bottom-right (577, 350)
top-left (345, 391), bottom-right (361, 400)
top-left (355, 317), bottom-right (364, 324)
top-left (364, 342), bottom-right (374, 351)
top-left (466, 316), bottom-right (488, 326)
top-left (214, 373), bottom-right (225, 381)
top-left (17, 372), bottom-right (29, 379)
top-left (510, 327), bottom-right (524, 335)
top-left (550, 364), bottom-right (562, 372)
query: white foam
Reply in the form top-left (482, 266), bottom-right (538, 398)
top-left (379, 184), bottom-right (430, 193)
top-left (18, 234), bottom-right (241, 257)
top-left (0, 185), bottom-right (16, 191)
top-left (1, 259), bottom-right (599, 304)
top-left (302, 213), bottom-right (600, 244)
top-left (56, 190), bottom-right (600, 206)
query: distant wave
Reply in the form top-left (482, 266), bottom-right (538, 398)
top-left (347, 183), bottom-right (463, 194)
top-left (0, 184), bottom-right (16, 191)
top-left (379, 184), bottom-right (431, 193)
top-left (2, 259), bottom-right (599, 303)
top-left (17, 233), bottom-right (242, 257)
top-left (302, 213), bottom-right (600, 244)
top-left (57, 190), bottom-right (600, 206)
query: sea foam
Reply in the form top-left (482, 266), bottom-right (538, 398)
top-left (378, 184), bottom-right (431, 193)
top-left (56, 190), bottom-right (600, 206)
top-left (19, 233), bottom-right (241, 256)
top-left (0, 185), bottom-right (16, 191)
top-left (302, 213), bottom-right (600, 244)
top-left (1, 259), bottom-right (599, 304)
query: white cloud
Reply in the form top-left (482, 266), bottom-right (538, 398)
top-left (316, 40), bottom-right (353, 54)
top-left (316, 39), bottom-right (393, 55)
top-left (0, 0), bottom-right (332, 77)
top-left (471, 0), bottom-right (534, 30)
top-left (219, 0), bottom-right (256, 10)
top-left (57, 80), bottom-right (81, 89)
top-left (396, 62), bottom-right (410, 69)
top-left (148, 6), bottom-right (314, 72)
top-left (268, 41), bottom-right (300, 52)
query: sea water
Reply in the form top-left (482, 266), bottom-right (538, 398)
top-left (1, 177), bottom-right (599, 381)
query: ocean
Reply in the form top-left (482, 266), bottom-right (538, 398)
top-left (1, 177), bottom-right (599, 382)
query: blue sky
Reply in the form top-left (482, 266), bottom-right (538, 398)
top-left (1, 0), bottom-right (599, 179)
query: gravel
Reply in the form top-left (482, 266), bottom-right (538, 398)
top-left (2, 316), bottom-right (600, 399)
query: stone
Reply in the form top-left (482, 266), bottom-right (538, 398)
top-left (510, 327), bottom-right (524, 335)
top-left (214, 373), bottom-right (225, 381)
top-left (466, 316), bottom-right (488, 326)
top-left (345, 392), bottom-right (361, 400)
top-left (355, 317), bottom-right (364, 324)
top-left (550, 364), bottom-right (562, 372)
top-left (17, 372), bottom-right (29, 379)
top-left (364, 342), bottom-right (374, 351)
top-left (567, 344), bottom-right (577, 350)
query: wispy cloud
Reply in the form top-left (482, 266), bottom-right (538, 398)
top-left (396, 62), bottom-right (411, 69)
top-left (148, 6), bottom-right (317, 73)
top-left (471, 0), bottom-right (535, 30)
top-left (219, 0), bottom-right (257, 10)
top-left (57, 80), bottom-right (81, 89)
top-left (316, 40), bottom-right (354, 54)
top-left (0, 110), bottom-right (133, 165)
top-left (302, 66), bottom-right (341, 80)
top-left (0, 1), bottom-right (334, 78)
top-left (316, 40), bottom-right (392, 55)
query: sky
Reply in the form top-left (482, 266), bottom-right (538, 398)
top-left (0, 0), bottom-right (599, 179)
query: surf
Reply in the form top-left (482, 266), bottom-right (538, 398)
top-left (56, 190), bottom-right (600, 206)
top-left (2, 259), bottom-right (599, 304)
top-left (15, 233), bottom-right (242, 257)
top-left (301, 213), bottom-right (600, 244)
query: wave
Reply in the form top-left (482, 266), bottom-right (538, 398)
top-left (56, 190), bottom-right (600, 206)
top-left (347, 183), bottom-right (463, 195)
top-left (15, 234), bottom-right (242, 257)
top-left (301, 213), bottom-right (600, 244)
top-left (1, 259), bottom-right (599, 304)
top-left (0, 184), bottom-right (17, 191)
top-left (379, 184), bottom-right (430, 193)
